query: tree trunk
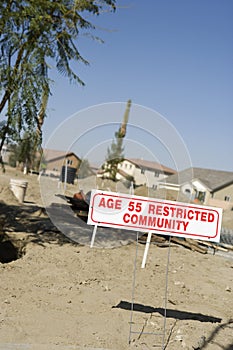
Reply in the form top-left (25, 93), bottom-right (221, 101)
top-left (0, 45), bottom-right (26, 114)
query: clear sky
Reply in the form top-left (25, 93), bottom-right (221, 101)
top-left (43, 0), bottom-right (233, 172)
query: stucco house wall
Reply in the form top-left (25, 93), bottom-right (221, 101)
top-left (118, 160), bottom-right (135, 177)
top-left (133, 167), bottom-right (165, 188)
top-left (158, 167), bottom-right (233, 210)
top-left (208, 198), bottom-right (233, 210)
top-left (206, 184), bottom-right (233, 210)
top-left (43, 149), bottom-right (81, 178)
top-left (180, 183), bottom-right (195, 198)
top-left (203, 190), bottom-right (211, 205)
top-left (212, 183), bottom-right (233, 202)
top-left (118, 160), bottom-right (172, 188)
top-left (46, 154), bottom-right (80, 173)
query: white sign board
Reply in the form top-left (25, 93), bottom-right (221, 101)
top-left (87, 190), bottom-right (222, 242)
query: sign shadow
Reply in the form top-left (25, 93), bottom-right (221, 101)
top-left (113, 300), bottom-right (222, 323)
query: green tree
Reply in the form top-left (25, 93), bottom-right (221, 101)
top-left (17, 133), bottom-right (35, 172)
top-left (104, 99), bottom-right (131, 181)
top-left (8, 144), bottom-right (18, 168)
top-left (0, 0), bottom-right (116, 157)
top-left (8, 132), bottom-right (37, 172)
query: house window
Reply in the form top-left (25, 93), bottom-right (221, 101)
top-left (152, 184), bottom-right (157, 190)
top-left (141, 168), bottom-right (145, 174)
top-left (129, 164), bottom-right (132, 169)
top-left (67, 159), bottom-right (73, 165)
top-left (224, 196), bottom-right (231, 202)
top-left (197, 191), bottom-right (205, 202)
top-left (125, 164), bottom-right (127, 168)
top-left (154, 171), bottom-right (159, 177)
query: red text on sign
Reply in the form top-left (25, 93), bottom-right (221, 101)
top-left (148, 204), bottom-right (215, 222)
top-left (98, 197), bottom-right (122, 210)
top-left (128, 201), bottom-right (142, 212)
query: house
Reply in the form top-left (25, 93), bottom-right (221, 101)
top-left (43, 148), bottom-right (81, 182)
top-left (158, 167), bottom-right (233, 209)
top-left (98, 158), bottom-right (176, 189)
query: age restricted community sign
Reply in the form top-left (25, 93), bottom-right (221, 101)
top-left (87, 190), bottom-right (223, 242)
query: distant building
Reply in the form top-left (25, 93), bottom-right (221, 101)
top-left (98, 158), bottom-right (176, 189)
top-left (43, 149), bottom-right (81, 182)
top-left (159, 167), bottom-right (233, 209)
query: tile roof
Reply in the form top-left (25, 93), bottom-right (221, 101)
top-left (117, 168), bottom-right (130, 178)
top-left (43, 148), bottom-right (80, 163)
top-left (127, 158), bottom-right (176, 174)
top-left (162, 167), bottom-right (233, 192)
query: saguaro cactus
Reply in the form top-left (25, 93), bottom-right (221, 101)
top-left (104, 100), bottom-right (132, 181)
top-left (119, 99), bottom-right (131, 137)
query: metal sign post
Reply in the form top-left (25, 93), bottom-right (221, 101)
top-left (90, 224), bottom-right (98, 248)
top-left (129, 235), bottom-right (172, 349)
top-left (141, 231), bottom-right (152, 269)
top-left (87, 189), bottom-right (223, 348)
top-left (64, 159), bottom-right (68, 192)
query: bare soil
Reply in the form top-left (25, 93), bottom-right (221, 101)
top-left (0, 166), bottom-right (233, 350)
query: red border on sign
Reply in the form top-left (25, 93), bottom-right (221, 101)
top-left (89, 193), bottom-right (220, 239)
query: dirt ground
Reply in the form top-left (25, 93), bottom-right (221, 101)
top-left (0, 166), bottom-right (233, 350)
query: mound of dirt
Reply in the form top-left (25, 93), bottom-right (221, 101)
top-left (0, 185), bottom-right (19, 205)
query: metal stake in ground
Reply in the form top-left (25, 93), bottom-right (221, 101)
top-left (129, 231), bottom-right (139, 344)
top-left (129, 234), bottom-right (172, 349)
top-left (90, 224), bottom-right (98, 248)
top-left (141, 231), bottom-right (152, 269)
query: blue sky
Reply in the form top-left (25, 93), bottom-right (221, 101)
top-left (44, 0), bottom-right (233, 172)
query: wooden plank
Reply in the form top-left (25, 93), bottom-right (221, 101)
top-left (171, 237), bottom-right (208, 254)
